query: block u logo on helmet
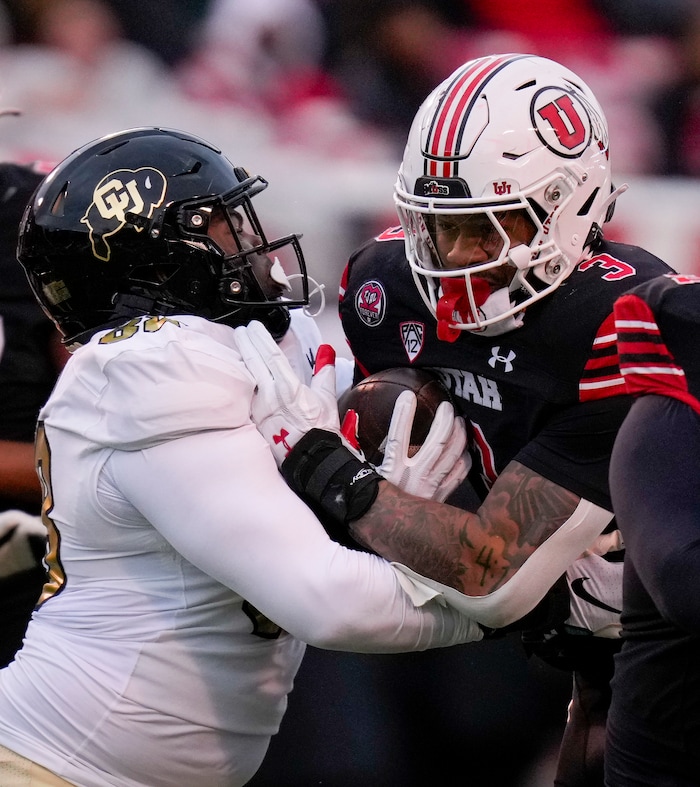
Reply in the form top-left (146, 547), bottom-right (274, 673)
top-left (532, 89), bottom-right (591, 157)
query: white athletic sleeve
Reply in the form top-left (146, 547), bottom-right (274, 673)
top-left (391, 498), bottom-right (613, 628)
top-left (106, 424), bottom-right (483, 652)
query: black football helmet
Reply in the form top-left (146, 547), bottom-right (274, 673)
top-left (17, 127), bottom-right (310, 345)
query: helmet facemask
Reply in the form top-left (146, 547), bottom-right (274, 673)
top-left (395, 175), bottom-right (568, 340)
top-left (174, 185), bottom-right (310, 338)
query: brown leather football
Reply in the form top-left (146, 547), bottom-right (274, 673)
top-left (337, 368), bottom-right (453, 465)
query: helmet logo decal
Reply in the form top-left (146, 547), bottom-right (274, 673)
top-left (355, 280), bottom-right (386, 327)
top-left (423, 179), bottom-right (450, 196)
top-left (415, 176), bottom-right (470, 198)
top-left (532, 89), bottom-right (592, 158)
top-left (400, 321), bottom-right (425, 362)
top-left (493, 180), bottom-right (512, 196)
top-left (81, 167), bottom-right (167, 261)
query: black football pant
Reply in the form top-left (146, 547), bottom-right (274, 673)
top-left (554, 663), bottom-right (613, 787)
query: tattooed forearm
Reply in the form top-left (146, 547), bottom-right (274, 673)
top-left (349, 481), bottom-right (474, 590)
top-left (479, 461), bottom-right (580, 552)
top-left (349, 461), bottom-right (581, 596)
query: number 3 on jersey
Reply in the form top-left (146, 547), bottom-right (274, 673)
top-left (578, 253), bottom-right (635, 281)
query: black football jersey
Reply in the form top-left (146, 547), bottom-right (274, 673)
top-left (615, 272), bottom-right (700, 411)
top-left (339, 228), bottom-right (675, 510)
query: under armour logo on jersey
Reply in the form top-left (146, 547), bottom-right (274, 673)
top-left (400, 321), bottom-right (425, 362)
top-left (488, 346), bottom-right (516, 372)
top-left (273, 428), bottom-right (293, 454)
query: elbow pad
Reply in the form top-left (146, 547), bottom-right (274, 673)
top-left (281, 429), bottom-right (381, 551)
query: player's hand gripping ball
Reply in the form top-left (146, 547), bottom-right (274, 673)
top-left (338, 368), bottom-right (455, 465)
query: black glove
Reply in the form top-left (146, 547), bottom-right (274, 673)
top-left (281, 429), bottom-right (381, 551)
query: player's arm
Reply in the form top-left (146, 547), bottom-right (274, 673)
top-left (350, 459), bottom-right (585, 594)
top-left (0, 440), bottom-right (42, 506)
top-left (235, 321), bottom-right (612, 627)
top-left (283, 427), bottom-right (611, 627)
top-left (611, 395), bottom-right (700, 630)
top-left (107, 424), bottom-right (482, 652)
top-left (0, 329), bottom-right (69, 508)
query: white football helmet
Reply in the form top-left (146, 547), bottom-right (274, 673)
top-left (394, 53), bottom-right (624, 340)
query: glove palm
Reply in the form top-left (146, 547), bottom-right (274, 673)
top-left (376, 390), bottom-right (471, 502)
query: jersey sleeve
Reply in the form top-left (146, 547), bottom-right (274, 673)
top-left (106, 425), bottom-right (482, 652)
top-left (615, 276), bottom-right (700, 413)
top-left (43, 316), bottom-right (256, 450)
top-left (514, 395), bottom-right (631, 510)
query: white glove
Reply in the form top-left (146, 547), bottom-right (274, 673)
top-left (0, 509), bottom-right (47, 578)
top-left (565, 551), bottom-right (623, 639)
top-left (376, 390), bottom-right (471, 502)
top-left (235, 320), bottom-right (341, 466)
top-left (581, 528), bottom-right (624, 557)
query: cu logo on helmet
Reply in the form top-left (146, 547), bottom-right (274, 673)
top-left (531, 88), bottom-right (593, 159)
top-left (81, 167), bottom-right (167, 262)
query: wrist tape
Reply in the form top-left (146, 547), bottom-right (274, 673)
top-left (281, 429), bottom-right (381, 551)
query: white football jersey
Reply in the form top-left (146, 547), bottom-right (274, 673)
top-left (0, 314), bottom-right (477, 787)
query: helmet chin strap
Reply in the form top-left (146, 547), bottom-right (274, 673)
top-left (468, 288), bottom-right (525, 336)
top-left (601, 182), bottom-right (629, 223)
top-left (302, 275), bottom-right (326, 318)
top-left (284, 273), bottom-right (326, 318)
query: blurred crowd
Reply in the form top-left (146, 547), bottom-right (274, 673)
top-left (0, 0), bottom-right (697, 176)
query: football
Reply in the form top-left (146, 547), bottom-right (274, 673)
top-left (337, 367), bottom-right (454, 465)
